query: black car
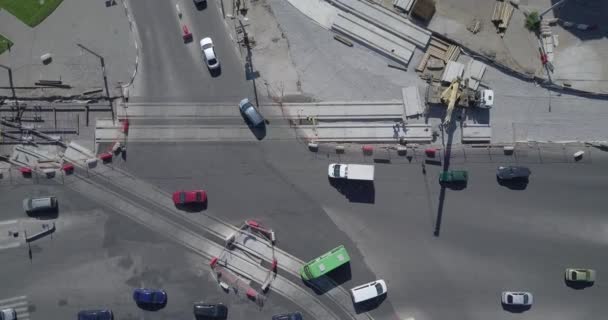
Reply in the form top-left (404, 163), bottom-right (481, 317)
top-left (77, 310), bottom-right (113, 320)
top-left (496, 166), bottom-right (531, 181)
top-left (272, 312), bottom-right (303, 320)
top-left (193, 303), bottom-right (227, 319)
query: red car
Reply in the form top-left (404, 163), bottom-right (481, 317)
top-left (172, 190), bottom-right (207, 205)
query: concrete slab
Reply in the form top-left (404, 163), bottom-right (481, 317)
top-left (462, 123), bottom-right (491, 143)
top-left (401, 86), bottom-right (423, 118)
top-left (441, 60), bottom-right (465, 83)
top-left (463, 59), bottom-right (487, 90)
top-left (332, 12), bottom-right (415, 65)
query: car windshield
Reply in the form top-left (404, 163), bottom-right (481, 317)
top-left (208, 58), bottom-right (217, 65)
top-left (196, 192), bottom-right (202, 201)
top-left (333, 165), bottom-right (341, 177)
top-left (571, 271), bottom-right (577, 280)
top-left (179, 192), bottom-right (186, 202)
top-left (507, 295), bottom-right (513, 303)
top-left (374, 283), bottom-right (383, 294)
top-left (523, 295), bottom-right (528, 304)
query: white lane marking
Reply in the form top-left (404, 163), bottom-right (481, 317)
top-left (0, 220), bottom-right (18, 226)
top-left (0, 301), bottom-right (27, 308)
top-left (0, 242), bottom-right (21, 250)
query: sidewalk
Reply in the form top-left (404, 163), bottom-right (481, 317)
top-left (0, 0), bottom-right (136, 98)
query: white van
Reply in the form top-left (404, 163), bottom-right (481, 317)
top-left (350, 279), bottom-right (387, 304)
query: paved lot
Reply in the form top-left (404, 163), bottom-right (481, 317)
top-left (127, 0), bottom-right (253, 103)
top-left (120, 140), bottom-right (608, 320)
top-left (0, 178), bottom-right (304, 319)
top-left (0, 0), bottom-right (136, 97)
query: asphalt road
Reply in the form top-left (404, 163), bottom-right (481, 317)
top-left (120, 141), bottom-right (608, 320)
top-left (0, 178), bottom-right (304, 320)
top-left (128, 0), bottom-right (253, 102)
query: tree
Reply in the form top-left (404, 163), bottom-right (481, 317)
top-left (525, 11), bottom-right (541, 31)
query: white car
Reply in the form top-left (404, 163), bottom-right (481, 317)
top-left (200, 37), bottom-right (219, 70)
top-left (0, 308), bottom-right (16, 320)
top-left (501, 291), bottom-right (533, 306)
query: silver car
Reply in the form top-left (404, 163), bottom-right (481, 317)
top-left (23, 196), bottom-right (58, 215)
top-left (501, 291), bottom-right (533, 306)
top-left (239, 98), bottom-right (265, 127)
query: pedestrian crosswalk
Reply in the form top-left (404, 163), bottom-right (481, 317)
top-left (0, 296), bottom-right (30, 320)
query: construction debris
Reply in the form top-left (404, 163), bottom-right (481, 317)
top-left (467, 19), bottom-right (481, 34)
top-left (491, 1), bottom-right (514, 37)
top-left (416, 36), bottom-right (460, 74)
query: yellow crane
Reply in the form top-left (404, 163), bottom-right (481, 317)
top-left (440, 77), bottom-right (462, 126)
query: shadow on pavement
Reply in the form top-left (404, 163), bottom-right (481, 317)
top-left (564, 279), bottom-right (594, 290)
top-left (497, 178), bottom-right (529, 190)
top-left (501, 304), bottom-right (532, 313)
top-left (354, 294), bottom-right (387, 314)
top-left (210, 65), bottom-right (222, 78)
top-left (304, 263), bottom-right (352, 295)
top-left (175, 202), bottom-right (208, 212)
top-left (27, 208), bottom-right (59, 220)
top-left (136, 301), bottom-right (167, 312)
top-left (328, 178), bottom-right (375, 204)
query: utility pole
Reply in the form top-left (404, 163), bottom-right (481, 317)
top-left (76, 43), bottom-right (114, 121)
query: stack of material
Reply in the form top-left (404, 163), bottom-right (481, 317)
top-left (462, 59), bottom-right (487, 90)
top-left (441, 61), bottom-right (465, 83)
top-left (491, 1), bottom-right (514, 37)
top-left (393, 0), bottom-right (414, 13)
top-left (540, 19), bottom-right (555, 62)
top-left (416, 36), bottom-right (461, 73)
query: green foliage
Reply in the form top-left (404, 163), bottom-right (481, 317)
top-left (0, 34), bottom-right (13, 55)
top-left (525, 11), bottom-right (541, 31)
top-left (0, 0), bottom-right (64, 27)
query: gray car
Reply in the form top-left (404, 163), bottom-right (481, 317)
top-left (23, 196), bottom-right (58, 215)
top-left (239, 98), bottom-right (265, 127)
top-left (497, 166), bottom-right (531, 181)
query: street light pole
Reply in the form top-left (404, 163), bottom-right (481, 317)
top-left (0, 64), bottom-right (17, 106)
top-left (76, 43), bottom-right (114, 121)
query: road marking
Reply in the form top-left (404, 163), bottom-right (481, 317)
top-left (0, 219), bottom-right (18, 226)
top-left (0, 296), bottom-right (29, 320)
top-left (0, 242), bottom-right (21, 250)
top-left (0, 296), bottom-right (27, 304)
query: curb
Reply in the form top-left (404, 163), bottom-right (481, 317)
top-left (120, 0), bottom-right (139, 89)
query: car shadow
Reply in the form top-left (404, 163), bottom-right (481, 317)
top-left (27, 207), bottom-right (59, 220)
top-left (354, 294), bottom-right (387, 314)
top-left (195, 1), bottom-right (207, 10)
top-left (175, 202), bottom-right (208, 212)
top-left (303, 263), bottom-right (352, 295)
top-left (564, 279), bottom-right (594, 290)
top-left (501, 304), bottom-right (532, 313)
top-left (440, 182), bottom-right (467, 191)
top-left (136, 301), bottom-right (167, 312)
top-left (210, 65), bottom-right (222, 78)
top-left (328, 178), bottom-right (375, 204)
top-left (497, 178), bottom-right (529, 190)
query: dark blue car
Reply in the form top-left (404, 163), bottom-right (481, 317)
top-left (77, 309), bottom-right (113, 320)
top-left (133, 288), bottom-right (168, 308)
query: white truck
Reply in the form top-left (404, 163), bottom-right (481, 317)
top-left (328, 163), bottom-right (374, 181)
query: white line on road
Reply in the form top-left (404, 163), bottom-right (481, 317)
top-left (0, 219), bottom-right (19, 225)
top-left (0, 296), bottom-right (27, 304)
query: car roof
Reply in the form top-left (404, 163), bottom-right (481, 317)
top-left (200, 37), bottom-right (212, 46)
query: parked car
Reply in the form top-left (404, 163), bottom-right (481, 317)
top-left (496, 166), bottom-right (531, 181)
top-left (272, 312), bottom-right (303, 320)
top-left (200, 38), bottom-right (220, 70)
top-left (133, 288), bottom-right (167, 307)
top-left (0, 308), bottom-right (16, 320)
top-left (501, 291), bottom-right (533, 306)
top-left (438, 170), bottom-right (468, 185)
top-left (23, 196), bottom-right (57, 215)
top-left (193, 303), bottom-right (227, 319)
top-left (565, 268), bottom-right (596, 284)
top-left (239, 98), bottom-right (265, 127)
top-left (77, 309), bottom-right (114, 320)
top-left (172, 190), bottom-right (207, 205)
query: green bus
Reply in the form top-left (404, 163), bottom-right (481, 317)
top-left (300, 245), bottom-right (350, 281)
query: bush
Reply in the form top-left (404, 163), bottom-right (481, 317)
top-left (525, 11), bottom-right (541, 31)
